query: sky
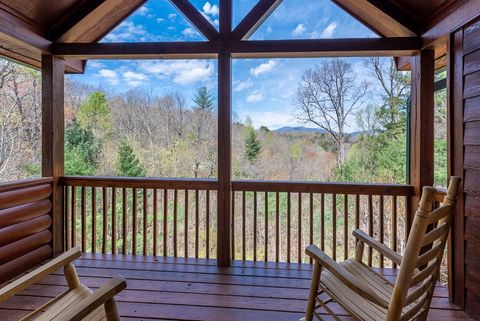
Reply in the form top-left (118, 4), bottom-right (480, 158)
top-left (68, 0), bottom-right (379, 130)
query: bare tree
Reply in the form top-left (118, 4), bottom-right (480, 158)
top-left (296, 58), bottom-right (369, 167)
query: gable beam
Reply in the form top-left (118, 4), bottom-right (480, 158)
top-left (56, 0), bottom-right (146, 43)
top-left (170, 0), bottom-right (219, 41)
top-left (231, 0), bottom-right (282, 40)
top-left (331, 0), bottom-right (419, 37)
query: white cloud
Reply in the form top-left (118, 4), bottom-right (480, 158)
top-left (123, 71), bottom-right (148, 87)
top-left (250, 60), bottom-right (277, 77)
top-left (182, 27), bottom-right (198, 38)
top-left (98, 69), bottom-right (119, 85)
top-left (103, 21), bottom-right (146, 42)
top-left (234, 79), bottom-right (253, 92)
top-left (203, 2), bottom-right (219, 16)
top-left (168, 13), bottom-right (177, 19)
top-left (292, 24), bottom-right (306, 37)
top-left (136, 6), bottom-right (149, 16)
top-left (320, 22), bottom-right (337, 39)
top-left (87, 61), bottom-right (104, 69)
top-left (237, 111), bottom-right (299, 130)
top-left (138, 60), bottom-right (214, 85)
top-left (246, 90), bottom-right (264, 103)
top-left (156, 17), bottom-right (165, 23)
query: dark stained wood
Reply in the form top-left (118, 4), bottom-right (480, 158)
top-left (232, 180), bottom-right (413, 195)
top-left (0, 200), bottom-right (51, 228)
top-left (464, 96), bottom-right (480, 123)
top-left (409, 49), bottom-right (435, 224)
top-left (331, 0), bottom-right (419, 37)
top-left (0, 177), bottom-right (53, 193)
top-left (170, 0), bottom-right (219, 41)
top-left (41, 55), bottom-right (64, 256)
top-left (449, 28), bottom-right (465, 307)
top-left (0, 230), bottom-right (51, 265)
top-left (91, 187), bottom-right (97, 253)
top-left (0, 215), bottom-right (51, 247)
top-left (0, 254), bottom-right (469, 321)
top-left (0, 184), bottom-right (51, 210)
top-left (0, 245), bottom-right (51, 285)
top-left (51, 38), bottom-right (421, 60)
top-left (56, 0), bottom-right (146, 43)
top-left (253, 192), bottom-right (257, 261)
top-left (112, 187), bottom-right (117, 254)
top-left (61, 176), bottom-right (218, 190)
top-left (217, 46), bottom-right (232, 266)
top-left (231, 0), bottom-right (282, 40)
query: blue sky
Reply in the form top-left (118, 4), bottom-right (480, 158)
top-left (68, 0), bottom-right (378, 130)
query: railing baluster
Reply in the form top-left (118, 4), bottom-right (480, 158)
top-left (185, 189), bottom-right (189, 258)
top-left (392, 195), bottom-right (398, 268)
top-left (332, 193), bottom-right (337, 260)
top-left (102, 187), bottom-right (107, 254)
top-left (242, 191), bottom-right (246, 261)
top-left (275, 192), bottom-right (280, 262)
top-left (92, 187), bottom-right (96, 253)
top-left (309, 193), bottom-right (313, 264)
top-left (287, 192), bottom-right (291, 263)
top-left (368, 194), bottom-right (373, 267)
top-left (71, 186), bottom-right (76, 248)
top-left (163, 189), bottom-right (168, 256)
top-left (253, 191), bottom-right (257, 261)
top-left (379, 195), bottom-right (385, 268)
top-left (153, 189), bottom-right (158, 256)
top-left (321, 193), bottom-right (325, 251)
top-left (65, 186), bottom-right (71, 249)
top-left (264, 191), bottom-right (268, 262)
top-left (173, 189), bottom-right (178, 257)
top-left (143, 188), bottom-right (148, 256)
top-left (206, 190), bottom-right (210, 259)
top-left (81, 186), bottom-right (86, 253)
top-left (122, 188), bottom-right (127, 254)
top-left (355, 194), bottom-right (360, 230)
top-left (344, 194), bottom-right (348, 261)
top-left (112, 187), bottom-right (116, 254)
top-left (232, 191), bottom-right (235, 260)
top-left (195, 189), bottom-right (199, 258)
top-left (133, 188), bottom-right (137, 255)
top-left (298, 192), bottom-right (302, 263)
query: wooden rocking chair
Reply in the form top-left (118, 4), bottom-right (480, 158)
top-left (0, 247), bottom-right (126, 321)
top-left (302, 177), bottom-right (461, 321)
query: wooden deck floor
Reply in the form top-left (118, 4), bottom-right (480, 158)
top-left (0, 254), bottom-right (472, 321)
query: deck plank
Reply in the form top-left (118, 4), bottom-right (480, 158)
top-left (0, 255), bottom-right (471, 321)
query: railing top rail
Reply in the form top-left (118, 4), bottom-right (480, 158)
top-left (0, 177), bottom-right (54, 193)
top-left (232, 180), bottom-right (414, 196)
top-left (60, 176), bottom-right (414, 196)
top-left (60, 176), bottom-right (219, 190)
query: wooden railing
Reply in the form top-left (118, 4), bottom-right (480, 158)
top-left (61, 176), bottom-right (218, 258)
top-left (232, 180), bottom-right (414, 267)
top-left (0, 177), bottom-right (54, 284)
top-left (61, 176), bottom-right (414, 268)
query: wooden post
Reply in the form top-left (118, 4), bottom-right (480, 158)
top-left (409, 49), bottom-right (435, 228)
top-left (216, 0), bottom-right (232, 266)
top-left (42, 55), bottom-right (65, 256)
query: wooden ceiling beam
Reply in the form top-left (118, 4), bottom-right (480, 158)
top-left (56, 0), bottom-right (146, 43)
top-left (51, 37), bottom-right (421, 59)
top-left (331, 0), bottom-right (419, 37)
top-left (170, 0), bottom-right (219, 41)
top-left (231, 0), bottom-right (282, 40)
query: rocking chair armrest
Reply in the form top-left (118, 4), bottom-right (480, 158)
top-left (0, 247), bottom-right (82, 302)
top-left (305, 245), bottom-right (389, 309)
top-left (51, 275), bottom-right (127, 321)
top-left (353, 229), bottom-right (402, 266)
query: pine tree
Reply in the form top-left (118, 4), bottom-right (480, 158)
top-left (244, 117), bottom-right (261, 161)
top-left (65, 120), bottom-right (101, 175)
top-left (192, 86), bottom-right (214, 111)
top-left (117, 140), bottom-right (145, 177)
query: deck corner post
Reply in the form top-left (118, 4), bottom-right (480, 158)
top-left (409, 49), bottom-right (435, 228)
top-left (41, 54), bottom-right (65, 256)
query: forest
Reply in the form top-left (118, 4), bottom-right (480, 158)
top-left (0, 57), bottom-right (447, 187)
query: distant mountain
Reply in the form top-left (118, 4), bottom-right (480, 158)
top-left (274, 126), bottom-right (329, 134)
top-left (274, 126), bottom-right (369, 137)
